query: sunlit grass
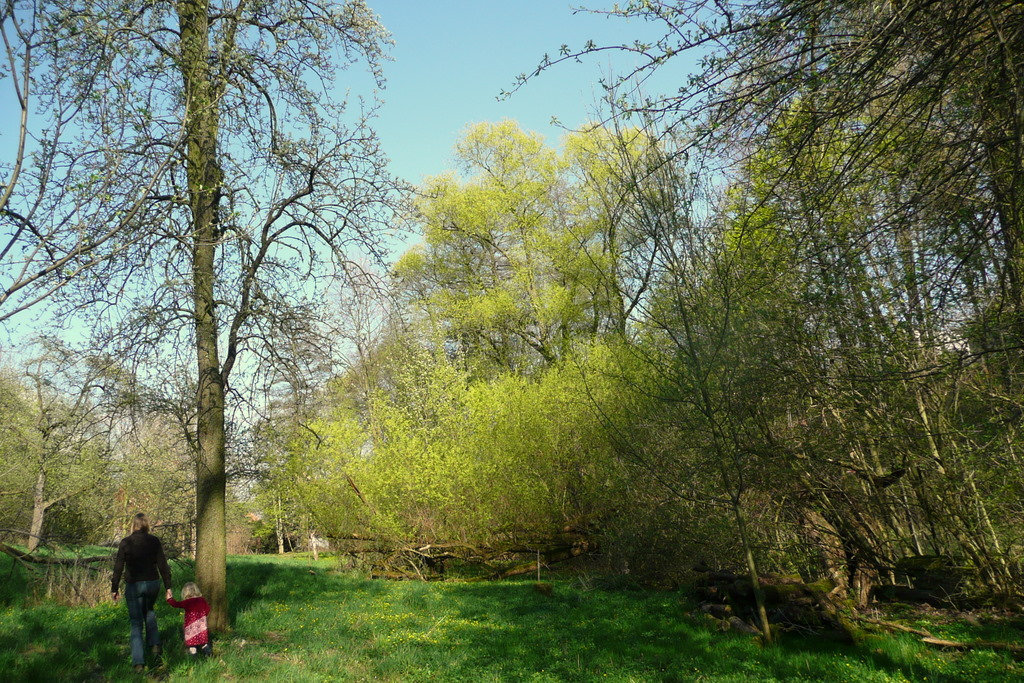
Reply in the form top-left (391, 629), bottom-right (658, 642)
top-left (0, 552), bottom-right (1021, 680)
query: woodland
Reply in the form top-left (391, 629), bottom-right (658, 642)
top-left (1, 0), bottom-right (1023, 668)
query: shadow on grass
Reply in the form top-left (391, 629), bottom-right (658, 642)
top-left (0, 554), bottom-right (30, 607)
top-left (0, 600), bottom-right (167, 680)
top-left (437, 581), bottom-right (696, 679)
top-left (226, 555), bottom-right (387, 621)
top-left (397, 579), bottom-right (980, 682)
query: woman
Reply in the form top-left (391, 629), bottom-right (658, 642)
top-left (111, 513), bottom-right (173, 672)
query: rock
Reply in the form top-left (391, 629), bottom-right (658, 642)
top-left (700, 603), bottom-right (732, 619)
top-left (727, 616), bottom-right (761, 634)
top-left (894, 555), bottom-right (969, 594)
top-left (869, 584), bottom-right (954, 608)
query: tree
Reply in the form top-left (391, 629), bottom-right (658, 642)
top-left (726, 117), bottom-right (1022, 598)
top-left (176, 0), bottom-right (395, 629)
top-left (602, 132), bottom-right (779, 639)
top-left (32, 0), bottom-right (399, 630)
top-left (111, 412), bottom-right (197, 556)
top-left (0, 340), bottom-right (119, 551)
top-left (395, 121), bottom-right (661, 373)
top-left (538, 0), bottom-right (1022, 331)
top-left (514, 0), bottom-right (1024, 602)
top-left (0, 366), bottom-right (38, 532)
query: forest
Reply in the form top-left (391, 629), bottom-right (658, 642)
top-left (1, 0), bottom-right (1023, 679)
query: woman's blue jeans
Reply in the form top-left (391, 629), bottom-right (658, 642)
top-left (124, 580), bottom-right (161, 665)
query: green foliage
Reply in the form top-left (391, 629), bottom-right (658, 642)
top-left (299, 342), bottom-right (624, 546)
top-left (0, 346), bottom-right (197, 554)
top-left (0, 369), bottom-right (38, 530)
top-left (253, 103), bottom-right (1024, 601)
top-left (396, 120), bottom-right (664, 372)
top-left (248, 121), bottom-right (706, 569)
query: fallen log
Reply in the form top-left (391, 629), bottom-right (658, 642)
top-left (921, 637), bottom-right (1024, 658)
top-left (357, 534), bottom-right (596, 581)
top-left (870, 584), bottom-right (954, 608)
top-left (0, 543), bottom-right (111, 565)
top-left (700, 603), bottom-right (733, 619)
top-left (855, 615), bottom-right (1024, 658)
top-left (853, 615), bottom-right (933, 637)
top-left (472, 542), bottom-right (592, 581)
top-left (693, 568), bottom-right (742, 584)
top-left (727, 616), bottom-right (761, 634)
top-left (693, 567), bottom-right (860, 642)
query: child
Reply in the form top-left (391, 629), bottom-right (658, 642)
top-left (167, 582), bottom-right (212, 657)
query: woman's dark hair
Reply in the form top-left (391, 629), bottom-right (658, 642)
top-left (131, 513), bottom-right (150, 533)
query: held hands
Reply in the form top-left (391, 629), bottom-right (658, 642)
top-left (109, 590), bottom-right (172, 602)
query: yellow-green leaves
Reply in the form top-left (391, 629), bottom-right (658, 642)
top-left (399, 120), bottom-right (669, 371)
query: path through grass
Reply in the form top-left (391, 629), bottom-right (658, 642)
top-left (1, 553), bottom-right (1021, 681)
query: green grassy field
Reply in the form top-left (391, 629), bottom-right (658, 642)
top-left (0, 553), bottom-right (1021, 681)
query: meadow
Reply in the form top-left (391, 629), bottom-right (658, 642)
top-left (0, 553), bottom-right (1021, 681)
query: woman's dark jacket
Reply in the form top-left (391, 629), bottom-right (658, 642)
top-left (111, 530), bottom-right (172, 592)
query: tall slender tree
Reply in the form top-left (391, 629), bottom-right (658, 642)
top-left (25, 0), bottom-right (399, 629)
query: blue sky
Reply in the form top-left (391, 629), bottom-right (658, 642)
top-left (362, 1), bottom-right (689, 185)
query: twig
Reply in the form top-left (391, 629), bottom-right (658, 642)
top-left (406, 557), bottom-right (425, 581)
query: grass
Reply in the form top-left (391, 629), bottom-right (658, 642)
top-left (0, 552), bottom-right (1022, 681)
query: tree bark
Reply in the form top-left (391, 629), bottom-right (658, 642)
top-left (27, 468), bottom-right (46, 552)
top-left (275, 494), bottom-right (285, 555)
top-left (177, 0), bottom-right (228, 632)
top-left (732, 495), bottom-right (773, 642)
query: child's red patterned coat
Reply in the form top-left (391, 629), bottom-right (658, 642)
top-left (167, 596), bottom-right (210, 647)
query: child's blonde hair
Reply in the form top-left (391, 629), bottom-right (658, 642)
top-left (182, 582), bottom-right (202, 599)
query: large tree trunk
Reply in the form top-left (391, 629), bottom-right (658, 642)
top-left (178, 0), bottom-right (228, 632)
